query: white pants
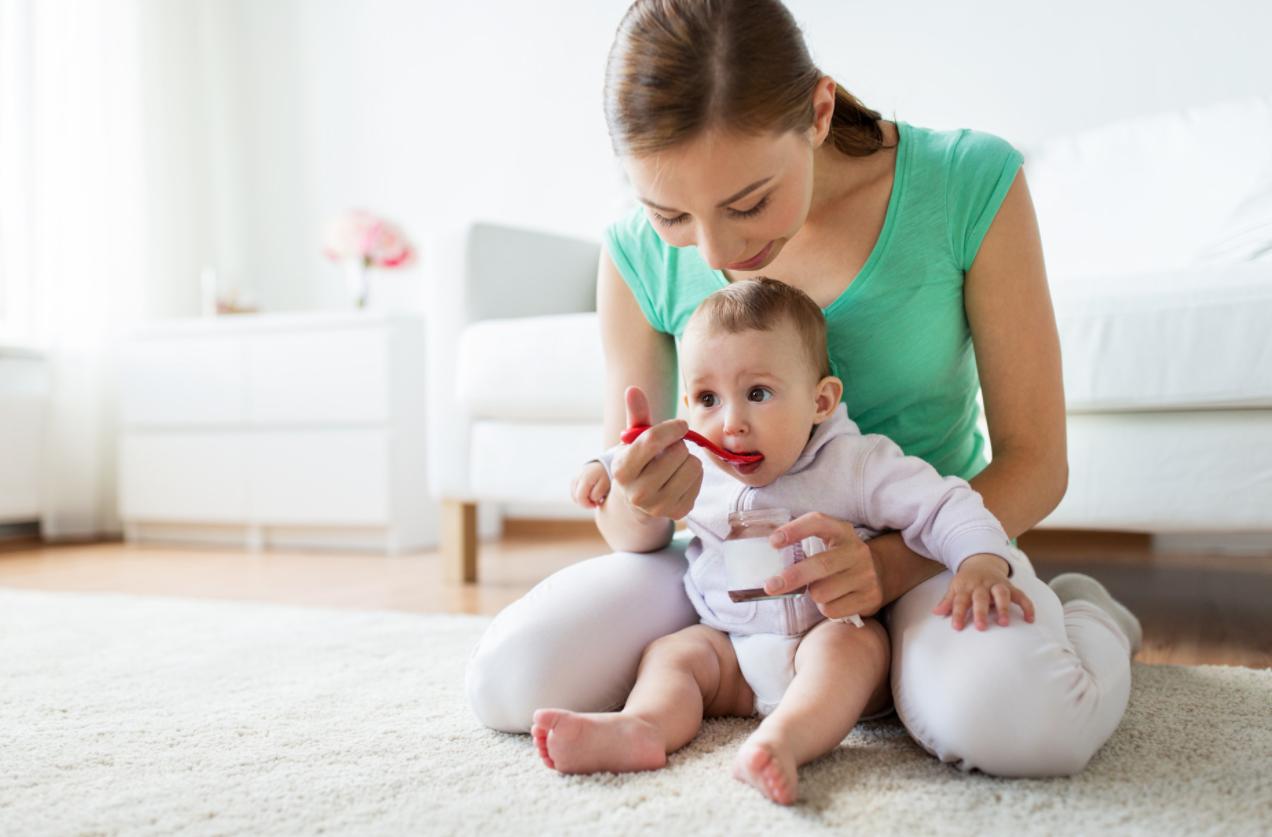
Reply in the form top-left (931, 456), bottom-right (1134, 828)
top-left (464, 540), bottom-right (1132, 777)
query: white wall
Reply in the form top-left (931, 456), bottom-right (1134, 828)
top-left (197, 0), bottom-right (1272, 313)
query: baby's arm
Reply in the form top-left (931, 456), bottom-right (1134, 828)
top-left (854, 436), bottom-right (1035, 629)
top-left (855, 436), bottom-right (1016, 576)
top-left (570, 460), bottom-right (611, 509)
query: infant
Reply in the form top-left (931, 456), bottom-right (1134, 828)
top-left (535, 277), bottom-right (1033, 805)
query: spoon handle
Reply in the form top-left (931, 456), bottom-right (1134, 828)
top-left (619, 425), bottom-right (763, 464)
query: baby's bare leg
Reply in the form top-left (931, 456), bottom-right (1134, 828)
top-left (533, 624), bottom-right (754, 774)
top-left (734, 618), bottom-right (890, 805)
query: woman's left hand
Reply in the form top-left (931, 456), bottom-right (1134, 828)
top-left (762, 512), bottom-right (887, 619)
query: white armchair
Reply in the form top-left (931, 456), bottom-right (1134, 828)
top-left (425, 223), bottom-right (605, 581)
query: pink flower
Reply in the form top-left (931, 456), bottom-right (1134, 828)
top-left (322, 209), bottom-right (414, 269)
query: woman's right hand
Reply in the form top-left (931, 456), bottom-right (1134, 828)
top-left (609, 385), bottom-right (703, 521)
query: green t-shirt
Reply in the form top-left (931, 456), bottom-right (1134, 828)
top-left (603, 121), bottom-right (1023, 481)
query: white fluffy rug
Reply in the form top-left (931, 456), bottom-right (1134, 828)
top-left (2, 589), bottom-right (1269, 836)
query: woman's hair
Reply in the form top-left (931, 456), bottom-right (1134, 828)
top-left (604, 0), bottom-right (892, 158)
top-left (688, 277), bottom-right (831, 379)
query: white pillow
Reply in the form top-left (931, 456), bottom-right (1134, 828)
top-left (1024, 95), bottom-right (1272, 280)
top-left (1194, 160), bottom-right (1272, 264)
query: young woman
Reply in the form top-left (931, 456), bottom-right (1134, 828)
top-left (466, 0), bottom-right (1139, 777)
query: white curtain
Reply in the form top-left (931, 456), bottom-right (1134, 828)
top-left (0, 0), bottom-right (211, 538)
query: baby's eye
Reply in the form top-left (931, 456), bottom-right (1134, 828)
top-left (697, 392), bottom-right (718, 408)
top-left (747, 387), bottom-right (772, 403)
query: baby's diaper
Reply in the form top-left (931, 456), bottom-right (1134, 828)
top-left (729, 632), bottom-right (802, 717)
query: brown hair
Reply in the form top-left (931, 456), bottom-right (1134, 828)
top-left (687, 277), bottom-right (831, 379)
top-left (604, 0), bottom-right (893, 158)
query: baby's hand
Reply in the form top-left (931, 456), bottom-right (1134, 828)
top-left (932, 553), bottom-right (1036, 631)
top-left (570, 461), bottom-right (611, 509)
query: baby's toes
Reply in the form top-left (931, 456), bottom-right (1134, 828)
top-left (531, 724), bottom-right (555, 768)
top-left (761, 758), bottom-right (795, 805)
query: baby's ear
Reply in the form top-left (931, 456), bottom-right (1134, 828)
top-left (812, 376), bottom-right (844, 422)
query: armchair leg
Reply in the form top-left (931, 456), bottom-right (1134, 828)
top-left (442, 500), bottom-right (478, 583)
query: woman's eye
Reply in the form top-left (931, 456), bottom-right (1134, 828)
top-left (727, 194), bottom-right (770, 220)
top-left (654, 212), bottom-right (689, 227)
top-left (697, 392), bottom-right (718, 407)
top-left (747, 387), bottom-right (772, 402)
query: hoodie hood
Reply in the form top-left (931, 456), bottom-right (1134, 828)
top-left (784, 403), bottom-right (861, 477)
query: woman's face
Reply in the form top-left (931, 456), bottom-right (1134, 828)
top-left (622, 128), bottom-right (816, 272)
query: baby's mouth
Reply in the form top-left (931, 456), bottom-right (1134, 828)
top-left (717, 446), bottom-right (763, 465)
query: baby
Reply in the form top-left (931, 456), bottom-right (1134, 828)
top-left (535, 277), bottom-right (1033, 805)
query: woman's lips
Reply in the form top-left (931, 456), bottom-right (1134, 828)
top-left (726, 241), bottom-right (774, 271)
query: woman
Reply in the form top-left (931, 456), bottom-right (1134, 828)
top-left (466, 0), bottom-right (1139, 777)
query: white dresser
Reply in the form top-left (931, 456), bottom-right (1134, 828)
top-left (117, 311), bottom-right (437, 554)
top-left (0, 347), bottom-right (49, 527)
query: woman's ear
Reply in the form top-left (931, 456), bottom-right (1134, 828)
top-left (808, 76), bottom-right (836, 148)
top-left (812, 375), bottom-right (844, 422)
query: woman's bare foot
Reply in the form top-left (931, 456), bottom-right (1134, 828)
top-left (732, 737), bottom-right (799, 805)
top-left (531, 708), bottom-right (667, 774)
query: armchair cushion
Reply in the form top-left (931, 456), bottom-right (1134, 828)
top-left (458, 313), bottom-right (604, 422)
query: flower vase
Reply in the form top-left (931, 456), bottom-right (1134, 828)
top-left (344, 259), bottom-right (369, 309)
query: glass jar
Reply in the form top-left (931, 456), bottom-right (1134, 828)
top-left (722, 508), bottom-right (809, 602)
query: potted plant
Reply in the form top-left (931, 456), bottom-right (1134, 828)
top-left (322, 210), bottom-right (414, 309)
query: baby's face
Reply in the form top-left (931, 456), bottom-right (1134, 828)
top-left (680, 322), bottom-right (835, 487)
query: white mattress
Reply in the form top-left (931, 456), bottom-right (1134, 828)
top-left (1052, 261), bottom-right (1272, 411)
top-left (457, 258), bottom-right (1271, 420)
top-left (458, 312), bottom-right (604, 422)
top-left (1042, 410), bottom-right (1272, 531)
top-left (468, 411), bottom-right (1272, 531)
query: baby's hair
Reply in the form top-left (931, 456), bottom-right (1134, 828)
top-left (687, 277), bottom-right (831, 379)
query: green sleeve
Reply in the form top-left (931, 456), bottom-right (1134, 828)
top-left (603, 206), bottom-right (669, 333)
top-left (945, 130), bottom-right (1024, 272)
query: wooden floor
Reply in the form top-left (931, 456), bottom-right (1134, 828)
top-left (1, 525), bottom-right (1268, 669)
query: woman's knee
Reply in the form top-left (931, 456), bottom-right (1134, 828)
top-left (894, 622), bottom-right (1096, 777)
top-left (465, 546), bottom-right (696, 732)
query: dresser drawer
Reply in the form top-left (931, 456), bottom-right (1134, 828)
top-left (120, 337), bottom-right (245, 426)
top-left (246, 430), bottom-right (390, 525)
top-left (246, 329), bottom-right (389, 424)
top-left (120, 433), bottom-right (248, 521)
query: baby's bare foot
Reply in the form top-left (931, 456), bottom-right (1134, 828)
top-left (732, 737), bottom-right (799, 805)
top-left (531, 708), bottom-right (666, 774)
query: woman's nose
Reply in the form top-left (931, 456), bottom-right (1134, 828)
top-left (696, 224), bottom-right (742, 271)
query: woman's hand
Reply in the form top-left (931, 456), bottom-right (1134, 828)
top-left (762, 512), bottom-right (887, 619)
top-left (932, 553), bottom-right (1037, 631)
top-left (570, 461), bottom-right (611, 509)
top-left (609, 386), bottom-right (703, 521)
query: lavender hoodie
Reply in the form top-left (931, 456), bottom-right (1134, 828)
top-left (601, 404), bottom-right (1016, 638)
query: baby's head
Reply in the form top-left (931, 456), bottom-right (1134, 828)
top-left (680, 277), bottom-right (843, 487)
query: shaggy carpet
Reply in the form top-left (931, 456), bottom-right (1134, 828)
top-left (1, 589), bottom-right (1269, 836)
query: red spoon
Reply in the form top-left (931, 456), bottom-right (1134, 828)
top-left (620, 425), bottom-right (764, 464)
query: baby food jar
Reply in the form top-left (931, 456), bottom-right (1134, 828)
top-left (723, 508), bottom-right (810, 602)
